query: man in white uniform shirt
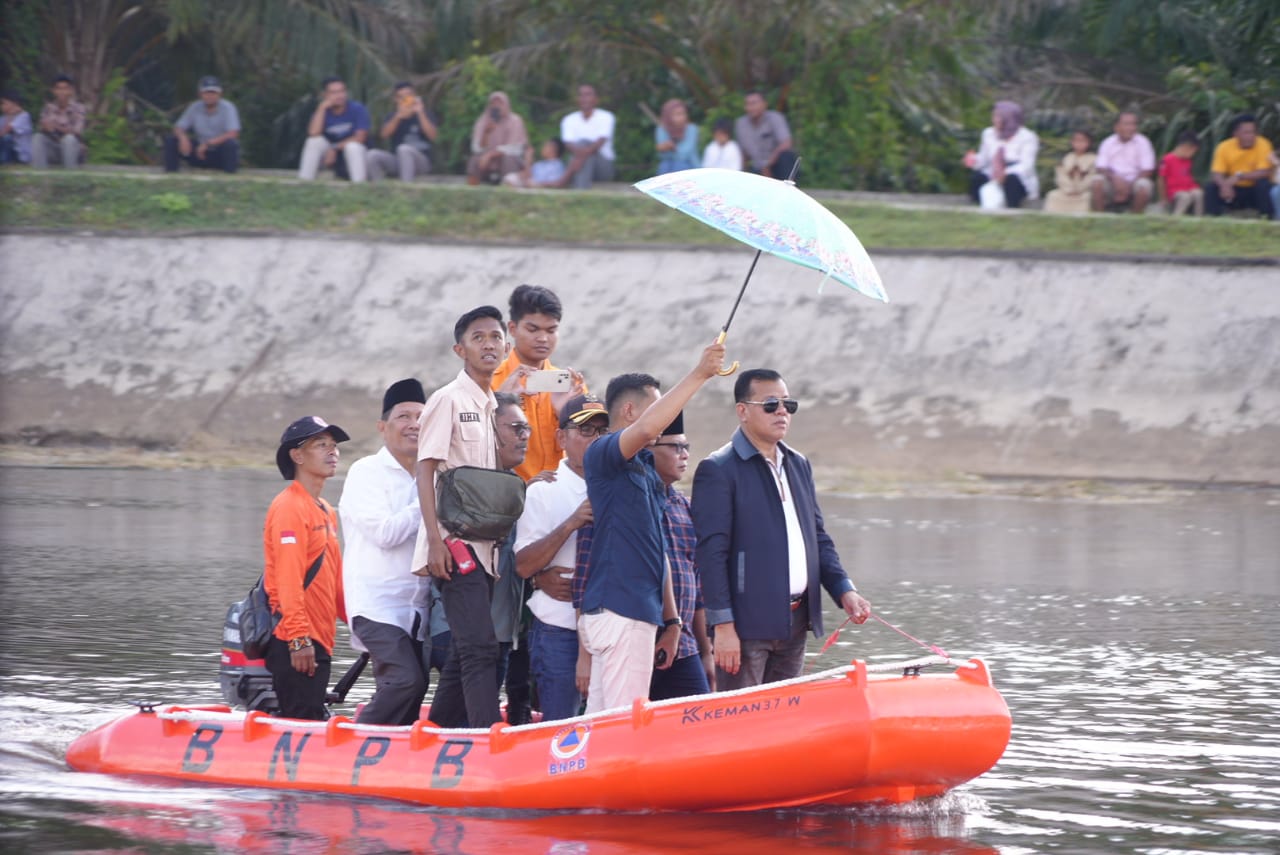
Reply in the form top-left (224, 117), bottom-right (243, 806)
top-left (514, 394), bottom-right (608, 721)
top-left (339, 378), bottom-right (429, 725)
top-left (560, 84), bottom-right (615, 189)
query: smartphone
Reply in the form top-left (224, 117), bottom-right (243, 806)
top-left (445, 537), bottom-right (476, 574)
top-left (525, 369), bottom-right (572, 394)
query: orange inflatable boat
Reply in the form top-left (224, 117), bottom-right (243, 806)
top-left (66, 656), bottom-right (1010, 812)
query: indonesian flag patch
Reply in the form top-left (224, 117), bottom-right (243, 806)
top-left (280, 530), bottom-right (297, 544)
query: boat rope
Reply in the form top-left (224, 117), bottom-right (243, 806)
top-left (821, 612), bottom-right (950, 659)
top-left (151, 656), bottom-right (974, 733)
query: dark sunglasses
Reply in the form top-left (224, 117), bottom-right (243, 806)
top-left (653, 441), bottom-right (691, 453)
top-left (743, 397), bottom-right (799, 415)
top-left (573, 423), bottom-right (610, 438)
top-left (503, 422), bottom-right (532, 438)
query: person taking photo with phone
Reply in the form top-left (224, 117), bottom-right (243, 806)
top-left (493, 284), bottom-right (587, 482)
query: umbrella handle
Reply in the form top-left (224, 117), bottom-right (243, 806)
top-left (715, 329), bottom-right (739, 376)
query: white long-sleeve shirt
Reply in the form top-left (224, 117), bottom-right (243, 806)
top-left (338, 446), bottom-right (426, 651)
top-left (974, 126), bottom-right (1040, 200)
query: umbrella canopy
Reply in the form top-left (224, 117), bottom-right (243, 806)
top-left (634, 168), bottom-right (888, 303)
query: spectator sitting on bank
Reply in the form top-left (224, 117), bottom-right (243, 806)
top-left (467, 91), bottom-right (528, 186)
top-left (734, 90), bottom-right (797, 180)
top-left (561, 84), bottom-right (616, 189)
top-left (1205, 113), bottom-right (1275, 220)
top-left (298, 76), bottom-right (370, 182)
top-left (1090, 111), bottom-right (1155, 214)
top-left (0, 90), bottom-right (33, 165)
top-left (963, 100), bottom-right (1040, 209)
top-left (701, 118), bottom-right (742, 171)
top-left (367, 81), bottom-right (438, 182)
top-left (503, 137), bottom-right (567, 188)
top-left (1271, 151), bottom-right (1280, 222)
top-left (1043, 130), bottom-right (1096, 214)
top-left (32, 74), bottom-right (86, 169)
top-left (655, 98), bottom-right (699, 174)
top-left (1157, 132), bottom-right (1203, 216)
top-left (164, 76), bottom-right (240, 174)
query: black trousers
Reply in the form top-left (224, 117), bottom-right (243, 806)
top-left (352, 615), bottom-right (428, 726)
top-left (163, 135), bottom-right (240, 173)
top-left (498, 636), bottom-right (533, 725)
top-left (968, 169), bottom-right (1028, 208)
top-left (427, 554), bottom-right (501, 728)
top-left (264, 635), bottom-right (331, 720)
top-left (1204, 178), bottom-right (1274, 219)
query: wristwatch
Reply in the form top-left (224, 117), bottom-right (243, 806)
top-left (288, 636), bottom-right (313, 652)
top-left (662, 617), bottom-right (683, 630)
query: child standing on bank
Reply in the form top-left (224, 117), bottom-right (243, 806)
top-left (1158, 132), bottom-right (1203, 216)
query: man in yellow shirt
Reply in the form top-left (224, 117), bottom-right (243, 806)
top-left (1206, 114), bottom-right (1275, 220)
top-left (493, 284), bottom-right (587, 481)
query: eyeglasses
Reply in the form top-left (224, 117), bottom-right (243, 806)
top-left (572, 423), bottom-right (610, 438)
top-left (743, 397), bottom-right (799, 415)
top-left (653, 441), bottom-right (691, 453)
top-left (503, 422), bottom-right (532, 438)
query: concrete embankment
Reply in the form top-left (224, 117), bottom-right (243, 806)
top-left (1, 232), bottom-right (1277, 483)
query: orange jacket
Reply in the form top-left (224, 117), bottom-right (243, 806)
top-left (263, 480), bottom-right (345, 653)
top-left (493, 350), bottom-right (587, 482)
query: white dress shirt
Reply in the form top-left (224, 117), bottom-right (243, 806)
top-left (339, 446), bottom-right (426, 651)
top-left (765, 448), bottom-right (808, 596)
top-left (560, 109), bottom-right (616, 161)
top-left (514, 458), bottom-right (586, 630)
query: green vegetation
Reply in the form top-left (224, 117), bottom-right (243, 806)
top-left (4, 172), bottom-right (1275, 259)
top-left (1, 1), bottom-right (1276, 190)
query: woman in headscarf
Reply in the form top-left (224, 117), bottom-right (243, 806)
top-left (963, 100), bottom-right (1040, 208)
top-left (467, 91), bottom-right (529, 185)
top-left (655, 98), bottom-right (700, 174)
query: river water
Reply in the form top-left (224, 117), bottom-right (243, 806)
top-left (1, 466), bottom-right (1277, 854)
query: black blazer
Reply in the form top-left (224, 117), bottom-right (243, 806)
top-left (691, 428), bottom-right (854, 640)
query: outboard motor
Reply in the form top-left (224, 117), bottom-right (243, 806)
top-left (219, 600), bottom-right (279, 714)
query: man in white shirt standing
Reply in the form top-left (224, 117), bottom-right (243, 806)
top-left (514, 394), bottom-right (608, 721)
top-left (560, 84), bottom-right (615, 189)
top-left (339, 378), bottom-right (429, 725)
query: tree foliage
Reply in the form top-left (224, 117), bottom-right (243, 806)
top-left (2, 0), bottom-right (1275, 186)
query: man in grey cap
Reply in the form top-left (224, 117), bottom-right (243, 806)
top-left (164, 75), bottom-right (241, 173)
top-left (339, 379), bottom-right (433, 725)
top-left (263, 415), bottom-right (349, 720)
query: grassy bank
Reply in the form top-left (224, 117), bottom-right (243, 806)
top-left (2, 171), bottom-right (1277, 259)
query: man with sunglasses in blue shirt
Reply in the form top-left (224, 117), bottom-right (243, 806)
top-left (692, 368), bottom-right (872, 690)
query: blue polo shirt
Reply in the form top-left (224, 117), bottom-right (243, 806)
top-left (322, 101), bottom-right (371, 144)
top-left (581, 432), bottom-right (667, 626)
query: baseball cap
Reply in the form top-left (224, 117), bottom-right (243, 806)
top-left (558, 394), bottom-right (608, 429)
top-left (275, 416), bottom-right (350, 479)
top-left (198, 76), bottom-right (222, 93)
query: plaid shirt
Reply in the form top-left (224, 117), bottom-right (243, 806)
top-left (663, 486), bottom-right (700, 659)
top-left (39, 99), bottom-right (86, 139)
top-left (572, 522), bottom-right (593, 611)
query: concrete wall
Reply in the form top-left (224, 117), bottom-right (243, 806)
top-left (2, 232), bottom-right (1277, 482)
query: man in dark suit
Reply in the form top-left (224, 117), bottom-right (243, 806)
top-left (691, 368), bottom-right (871, 690)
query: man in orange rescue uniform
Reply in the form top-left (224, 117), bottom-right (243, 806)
top-left (264, 415), bottom-right (350, 720)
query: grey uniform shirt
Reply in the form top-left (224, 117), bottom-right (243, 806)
top-left (176, 100), bottom-right (241, 143)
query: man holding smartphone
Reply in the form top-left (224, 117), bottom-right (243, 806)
top-left (367, 81), bottom-right (438, 182)
top-left (494, 284), bottom-right (587, 482)
top-left (413, 306), bottom-right (505, 728)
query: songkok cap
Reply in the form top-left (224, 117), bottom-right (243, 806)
top-left (660, 411), bottom-right (684, 436)
top-left (381, 378), bottom-right (426, 416)
top-left (559, 394), bottom-right (608, 429)
top-left (198, 76), bottom-right (222, 93)
top-left (275, 416), bottom-right (350, 480)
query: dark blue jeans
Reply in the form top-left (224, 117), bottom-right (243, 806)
top-left (649, 652), bottom-right (710, 701)
top-left (529, 616), bottom-right (582, 721)
top-left (163, 135), bottom-right (240, 173)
